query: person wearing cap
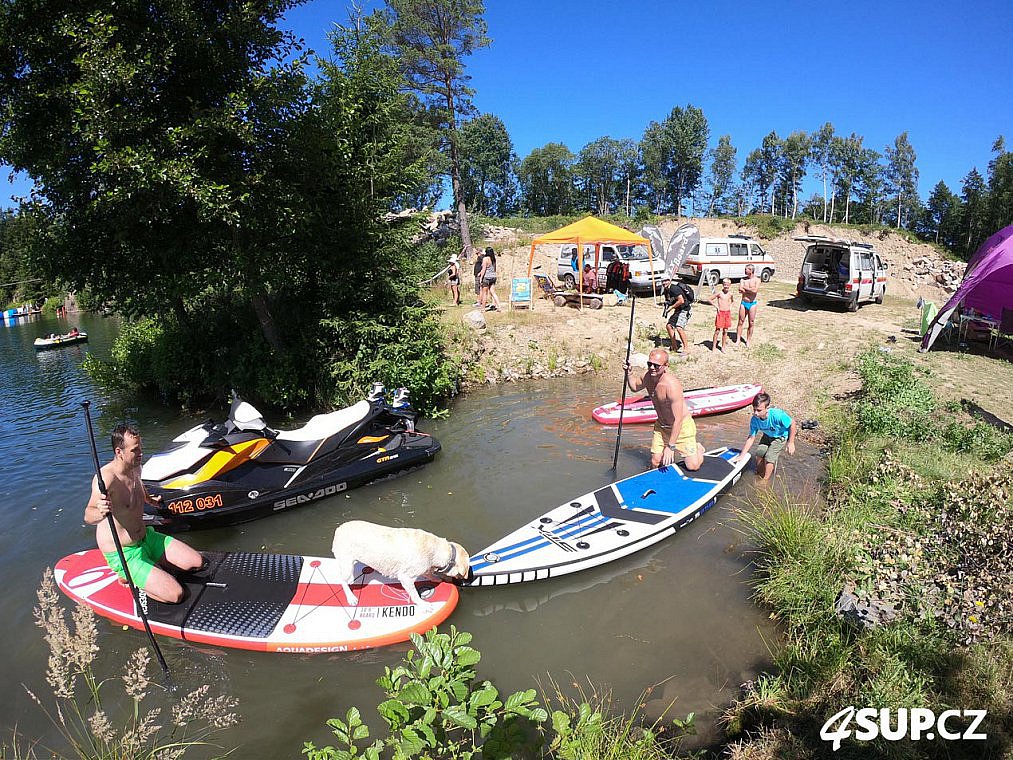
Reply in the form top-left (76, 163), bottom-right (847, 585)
top-left (447, 254), bottom-right (461, 306)
top-left (662, 276), bottom-right (693, 354)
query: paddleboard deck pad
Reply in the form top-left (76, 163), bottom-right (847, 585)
top-left (465, 447), bottom-right (746, 586)
top-left (55, 550), bottom-right (458, 653)
top-left (591, 384), bottom-right (762, 425)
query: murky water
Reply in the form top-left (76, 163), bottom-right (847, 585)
top-left (0, 312), bottom-right (820, 754)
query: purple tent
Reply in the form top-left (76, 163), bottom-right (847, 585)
top-left (920, 225), bottom-right (1013, 352)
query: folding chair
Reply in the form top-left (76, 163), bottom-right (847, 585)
top-left (990, 307), bottom-right (1013, 353)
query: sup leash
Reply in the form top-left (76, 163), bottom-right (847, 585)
top-left (612, 294), bottom-right (636, 471)
top-left (82, 401), bottom-right (175, 692)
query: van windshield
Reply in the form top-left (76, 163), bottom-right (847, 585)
top-left (617, 245), bottom-right (649, 261)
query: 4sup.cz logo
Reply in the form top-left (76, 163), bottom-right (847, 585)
top-left (820, 706), bottom-right (987, 751)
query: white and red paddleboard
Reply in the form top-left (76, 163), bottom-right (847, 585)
top-left (55, 549), bottom-right (459, 653)
top-left (591, 384), bottom-right (762, 425)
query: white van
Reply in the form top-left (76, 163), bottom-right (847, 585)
top-left (557, 244), bottom-right (665, 294)
top-left (795, 236), bottom-right (888, 311)
top-left (675, 235), bottom-right (776, 286)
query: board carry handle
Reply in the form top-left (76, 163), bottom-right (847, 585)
top-left (82, 401), bottom-right (175, 692)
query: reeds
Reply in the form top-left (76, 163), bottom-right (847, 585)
top-left (5, 569), bottom-right (239, 759)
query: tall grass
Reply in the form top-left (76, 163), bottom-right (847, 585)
top-left (3, 569), bottom-right (239, 760)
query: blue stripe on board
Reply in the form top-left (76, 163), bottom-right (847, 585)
top-left (470, 513), bottom-right (610, 571)
top-left (469, 508), bottom-right (603, 569)
top-left (613, 468), bottom-right (715, 514)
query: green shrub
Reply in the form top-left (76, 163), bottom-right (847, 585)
top-left (304, 627), bottom-right (546, 759)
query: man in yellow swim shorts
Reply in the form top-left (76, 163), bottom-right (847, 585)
top-left (623, 348), bottom-right (703, 471)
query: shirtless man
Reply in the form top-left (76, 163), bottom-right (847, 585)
top-left (623, 348), bottom-right (703, 471)
top-left (84, 423), bottom-right (203, 603)
top-left (734, 264), bottom-right (761, 348)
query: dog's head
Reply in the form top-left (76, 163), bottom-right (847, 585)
top-left (434, 541), bottom-right (471, 580)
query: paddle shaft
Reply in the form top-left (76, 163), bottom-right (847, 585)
top-left (82, 401), bottom-right (173, 689)
top-left (612, 295), bottom-right (636, 470)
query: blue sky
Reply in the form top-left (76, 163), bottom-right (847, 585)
top-left (5, 0), bottom-right (1011, 209)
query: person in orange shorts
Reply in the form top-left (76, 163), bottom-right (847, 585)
top-left (703, 278), bottom-right (736, 351)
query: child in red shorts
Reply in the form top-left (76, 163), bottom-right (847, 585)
top-left (705, 278), bottom-right (736, 351)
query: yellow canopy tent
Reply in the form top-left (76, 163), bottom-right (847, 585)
top-left (526, 216), bottom-right (656, 306)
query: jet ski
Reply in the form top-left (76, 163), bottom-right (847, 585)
top-left (141, 385), bottom-right (441, 531)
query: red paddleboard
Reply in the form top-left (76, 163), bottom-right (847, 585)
top-left (591, 384), bottom-right (763, 425)
top-left (55, 549), bottom-right (458, 653)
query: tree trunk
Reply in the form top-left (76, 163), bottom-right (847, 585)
top-left (444, 81), bottom-right (472, 256)
top-left (830, 193), bottom-right (836, 224)
top-left (896, 195), bottom-right (902, 229)
top-left (844, 193), bottom-right (851, 224)
top-left (822, 171), bottom-right (828, 222)
top-left (251, 292), bottom-right (284, 354)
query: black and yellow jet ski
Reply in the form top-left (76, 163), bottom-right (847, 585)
top-left (141, 386), bottom-right (440, 531)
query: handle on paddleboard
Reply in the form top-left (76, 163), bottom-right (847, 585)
top-left (82, 401), bottom-right (174, 691)
top-left (612, 295), bottom-right (636, 471)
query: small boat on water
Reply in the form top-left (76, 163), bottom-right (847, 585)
top-left (591, 383), bottom-right (763, 425)
top-left (33, 331), bottom-right (88, 350)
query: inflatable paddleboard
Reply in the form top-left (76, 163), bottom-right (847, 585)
top-left (55, 549), bottom-right (458, 653)
top-left (591, 384), bottom-right (762, 425)
top-left (465, 447), bottom-right (747, 586)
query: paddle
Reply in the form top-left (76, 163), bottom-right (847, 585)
top-left (612, 295), bottom-right (636, 471)
top-left (82, 401), bottom-right (174, 692)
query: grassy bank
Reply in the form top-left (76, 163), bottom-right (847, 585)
top-left (724, 349), bottom-right (1013, 759)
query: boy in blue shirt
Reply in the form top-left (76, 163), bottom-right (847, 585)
top-left (732, 392), bottom-right (796, 482)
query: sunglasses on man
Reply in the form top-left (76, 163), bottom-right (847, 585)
top-left (647, 361), bottom-right (666, 369)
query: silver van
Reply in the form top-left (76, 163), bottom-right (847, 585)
top-left (794, 236), bottom-right (888, 311)
top-left (675, 234), bottom-right (776, 286)
top-left (557, 244), bottom-right (665, 294)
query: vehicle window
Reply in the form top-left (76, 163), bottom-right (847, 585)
top-left (705, 242), bottom-right (728, 257)
top-left (874, 254), bottom-right (884, 270)
top-left (687, 243), bottom-right (700, 259)
top-left (750, 244), bottom-right (766, 258)
top-left (620, 245), bottom-right (649, 260)
top-left (602, 249), bottom-right (615, 262)
top-left (859, 252), bottom-right (873, 270)
top-left (729, 243), bottom-right (747, 258)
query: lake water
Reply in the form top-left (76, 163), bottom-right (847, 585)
top-left (0, 312), bottom-right (819, 755)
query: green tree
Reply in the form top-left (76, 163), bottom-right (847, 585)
top-left (459, 113), bottom-right (516, 216)
top-left (776, 130), bottom-right (811, 219)
top-left (639, 105), bottom-right (709, 215)
top-left (575, 136), bottom-right (635, 216)
top-left (742, 132), bottom-right (781, 215)
top-left (517, 142), bottom-right (575, 216)
top-left (810, 122), bottom-right (836, 222)
top-left (0, 1), bottom-right (311, 349)
top-left (921, 180), bottom-right (962, 246)
top-left (705, 135), bottom-right (737, 215)
top-left (883, 131), bottom-right (920, 228)
top-left (959, 167), bottom-right (988, 257)
top-left (985, 136), bottom-right (1013, 238)
top-left (830, 133), bottom-right (868, 223)
top-left (385, 0), bottom-right (490, 255)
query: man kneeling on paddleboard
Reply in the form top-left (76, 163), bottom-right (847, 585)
top-left (84, 424), bottom-right (204, 604)
top-left (623, 348), bottom-right (703, 471)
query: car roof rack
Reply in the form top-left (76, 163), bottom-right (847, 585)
top-left (728, 233), bottom-right (752, 240)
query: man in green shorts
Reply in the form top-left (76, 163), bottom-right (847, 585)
top-left (731, 392), bottom-right (796, 483)
top-left (84, 423), bottom-right (204, 603)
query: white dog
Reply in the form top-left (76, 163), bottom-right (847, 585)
top-left (331, 520), bottom-right (471, 605)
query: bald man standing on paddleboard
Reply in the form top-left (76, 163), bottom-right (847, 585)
top-left (624, 348), bottom-right (704, 471)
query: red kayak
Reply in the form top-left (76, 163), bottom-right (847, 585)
top-left (592, 383), bottom-right (763, 425)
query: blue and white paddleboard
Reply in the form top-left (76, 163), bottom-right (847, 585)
top-left (464, 447), bottom-right (746, 587)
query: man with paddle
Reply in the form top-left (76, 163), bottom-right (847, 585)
top-left (623, 348), bottom-right (703, 471)
top-left (85, 423), bottom-right (203, 604)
